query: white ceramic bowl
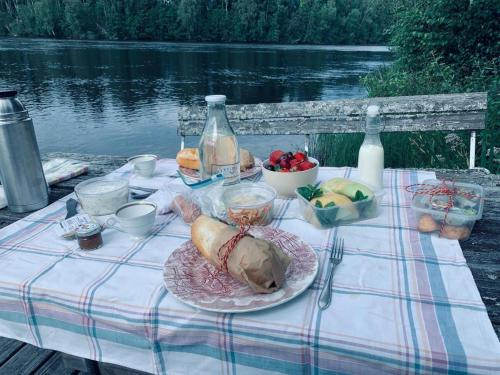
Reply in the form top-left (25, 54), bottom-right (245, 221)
top-left (75, 177), bottom-right (129, 216)
top-left (262, 157), bottom-right (319, 197)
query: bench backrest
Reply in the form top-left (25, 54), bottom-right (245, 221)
top-left (178, 92), bottom-right (487, 168)
top-left (178, 92), bottom-right (487, 136)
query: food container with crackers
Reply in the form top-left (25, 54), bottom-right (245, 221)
top-left (410, 179), bottom-right (484, 240)
top-left (222, 183), bottom-right (276, 226)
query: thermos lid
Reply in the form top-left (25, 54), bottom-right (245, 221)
top-left (0, 89), bottom-right (28, 123)
top-left (0, 90), bottom-right (17, 98)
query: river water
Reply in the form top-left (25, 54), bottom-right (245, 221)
top-left (0, 38), bottom-right (391, 158)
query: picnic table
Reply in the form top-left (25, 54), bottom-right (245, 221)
top-left (0, 152), bottom-right (499, 374)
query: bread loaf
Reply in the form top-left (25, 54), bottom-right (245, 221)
top-left (176, 148), bottom-right (200, 170)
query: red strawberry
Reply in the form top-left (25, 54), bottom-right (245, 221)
top-left (297, 161), bottom-right (316, 171)
top-left (279, 159), bottom-right (289, 169)
top-left (280, 168), bottom-right (290, 172)
top-left (270, 150), bottom-right (285, 163)
top-left (294, 151), bottom-right (307, 162)
top-left (289, 158), bottom-right (302, 168)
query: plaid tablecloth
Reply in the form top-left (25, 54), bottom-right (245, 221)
top-left (0, 160), bottom-right (499, 374)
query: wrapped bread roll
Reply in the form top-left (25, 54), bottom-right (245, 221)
top-left (191, 215), bottom-right (290, 293)
top-left (176, 148), bottom-right (255, 172)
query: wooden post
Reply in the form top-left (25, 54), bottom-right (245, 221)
top-left (469, 130), bottom-right (476, 169)
top-left (304, 134), bottom-right (310, 153)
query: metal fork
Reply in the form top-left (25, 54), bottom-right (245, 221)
top-left (318, 237), bottom-right (344, 310)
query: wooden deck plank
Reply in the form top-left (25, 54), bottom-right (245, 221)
top-left (0, 337), bottom-right (25, 366)
top-left (33, 352), bottom-right (78, 375)
top-left (0, 343), bottom-right (56, 374)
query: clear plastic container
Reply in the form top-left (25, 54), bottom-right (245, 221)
top-left (295, 183), bottom-right (384, 229)
top-left (410, 179), bottom-right (484, 240)
top-left (75, 177), bottom-right (129, 216)
top-left (222, 183), bottom-right (276, 226)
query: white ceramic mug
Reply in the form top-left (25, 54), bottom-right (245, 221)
top-left (106, 201), bottom-right (157, 238)
top-left (128, 154), bottom-right (158, 178)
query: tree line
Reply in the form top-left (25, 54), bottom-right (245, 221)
top-left (315, 0), bottom-right (498, 171)
top-left (0, 0), bottom-right (395, 44)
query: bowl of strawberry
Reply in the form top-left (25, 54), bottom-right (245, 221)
top-left (262, 150), bottom-right (319, 197)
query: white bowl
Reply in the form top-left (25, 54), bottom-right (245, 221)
top-left (262, 157), bottom-right (319, 197)
top-left (75, 177), bottom-right (129, 216)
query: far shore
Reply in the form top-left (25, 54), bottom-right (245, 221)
top-left (0, 37), bottom-right (391, 53)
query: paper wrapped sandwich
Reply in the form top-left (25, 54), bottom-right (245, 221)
top-left (191, 215), bottom-right (290, 293)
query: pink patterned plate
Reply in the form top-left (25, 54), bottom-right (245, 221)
top-left (179, 158), bottom-right (262, 181)
top-left (163, 227), bottom-right (318, 313)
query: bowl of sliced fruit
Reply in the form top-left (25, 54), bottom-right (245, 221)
top-left (262, 150), bottom-right (319, 197)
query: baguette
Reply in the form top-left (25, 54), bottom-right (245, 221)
top-left (191, 215), bottom-right (290, 293)
top-left (191, 215), bottom-right (227, 259)
top-left (176, 148), bottom-right (255, 171)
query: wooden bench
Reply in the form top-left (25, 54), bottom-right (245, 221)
top-left (179, 92), bottom-right (488, 168)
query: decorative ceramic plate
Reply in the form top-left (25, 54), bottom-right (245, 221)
top-left (163, 227), bottom-right (318, 313)
top-left (179, 158), bottom-right (262, 181)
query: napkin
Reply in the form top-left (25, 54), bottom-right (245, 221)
top-left (0, 158), bottom-right (89, 210)
top-left (145, 188), bottom-right (174, 215)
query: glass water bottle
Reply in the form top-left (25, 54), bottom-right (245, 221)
top-left (357, 105), bottom-right (384, 190)
top-left (199, 95), bottom-right (240, 185)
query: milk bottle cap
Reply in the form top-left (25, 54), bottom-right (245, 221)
top-left (205, 95), bottom-right (227, 104)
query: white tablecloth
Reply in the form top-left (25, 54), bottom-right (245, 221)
top-left (0, 160), bottom-right (498, 374)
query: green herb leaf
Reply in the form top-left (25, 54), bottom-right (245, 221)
top-left (324, 202), bottom-right (336, 208)
top-left (297, 183), bottom-right (323, 201)
top-left (315, 200), bottom-right (323, 208)
top-left (352, 190), bottom-right (368, 202)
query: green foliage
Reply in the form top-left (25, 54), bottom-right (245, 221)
top-left (0, 0), bottom-right (395, 44)
top-left (315, 0), bottom-right (499, 172)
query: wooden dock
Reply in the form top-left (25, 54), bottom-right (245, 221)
top-left (0, 152), bottom-right (498, 374)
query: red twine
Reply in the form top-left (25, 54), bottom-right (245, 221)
top-left (405, 180), bottom-right (478, 235)
top-left (217, 225), bottom-right (253, 273)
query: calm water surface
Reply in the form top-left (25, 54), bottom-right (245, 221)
top-left (0, 38), bottom-right (391, 158)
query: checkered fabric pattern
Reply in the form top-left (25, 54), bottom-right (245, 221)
top-left (0, 160), bottom-right (498, 374)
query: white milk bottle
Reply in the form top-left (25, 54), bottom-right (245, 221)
top-left (357, 105), bottom-right (384, 190)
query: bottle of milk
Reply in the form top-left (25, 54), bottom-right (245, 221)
top-left (357, 105), bottom-right (384, 190)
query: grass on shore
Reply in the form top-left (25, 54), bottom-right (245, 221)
top-left (310, 130), bottom-right (471, 170)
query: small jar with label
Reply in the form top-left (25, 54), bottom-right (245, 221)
top-left (75, 223), bottom-right (103, 250)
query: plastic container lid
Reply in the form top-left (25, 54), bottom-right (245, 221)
top-left (205, 95), bottom-right (226, 104)
top-left (410, 179), bottom-right (484, 222)
top-left (222, 183), bottom-right (276, 209)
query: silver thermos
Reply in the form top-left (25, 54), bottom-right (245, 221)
top-left (0, 90), bottom-right (48, 212)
